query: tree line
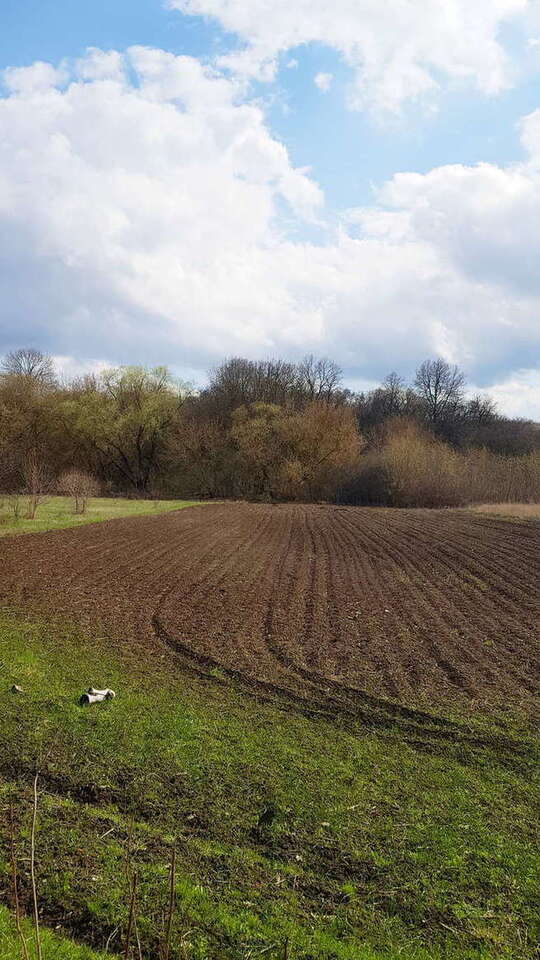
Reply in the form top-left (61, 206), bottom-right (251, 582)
top-left (0, 347), bottom-right (538, 509)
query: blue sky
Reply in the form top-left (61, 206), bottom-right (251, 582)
top-left (3, 0), bottom-right (537, 205)
top-left (1, 0), bottom-right (539, 414)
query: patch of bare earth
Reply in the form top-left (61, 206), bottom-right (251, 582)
top-left (0, 503), bottom-right (538, 718)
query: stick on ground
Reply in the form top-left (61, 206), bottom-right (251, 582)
top-left (162, 847), bottom-right (176, 960)
top-left (30, 773), bottom-right (42, 960)
top-left (9, 799), bottom-right (30, 960)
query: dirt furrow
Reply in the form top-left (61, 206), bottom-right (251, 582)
top-left (0, 502), bottom-right (538, 716)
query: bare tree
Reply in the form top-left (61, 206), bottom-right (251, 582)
top-left (1, 348), bottom-right (56, 388)
top-left (464, 394), bottom-right (498, 425)
top-left (297, 355), bottom-right (343, 401)
top-left (58, 469), bottom-right (100, 514)
top-left (414, 358), bottom-right (466, 426)
top-left (206, 357), bottom-right (299, 414)
top-left (23, 451), bottom-right (52, 519)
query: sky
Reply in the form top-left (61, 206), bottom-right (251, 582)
top-left (1, 0), bottom-right (540, 416)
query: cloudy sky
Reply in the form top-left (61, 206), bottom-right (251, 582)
top-left (1, 0), bottom-right (540, 415)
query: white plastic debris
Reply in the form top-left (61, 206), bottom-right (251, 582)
top-left (79, 687), bottom-right (116, 705)
top-left (11, 684), bottom-right (23, 694)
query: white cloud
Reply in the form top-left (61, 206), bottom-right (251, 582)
top-left (4, 61), bottom-right (66, 94)
top-left (520, 106), bottom-right (540, 158)
top-left (314, 72), bottom-right (333, 93)
top-left (473, 369), bottom-right (540, 419)
top-left (1, 50), bottom-right (540, 417)
top-left (75, 48), bottom-right (126, 83)
top-left (168, 0), bottom-right (530, 113)
top-left (0, 48), bottom-right (323, 365)
top-left (52, 355), bottom-right (112, 383)
top-left (363, 163), bottom-right (540, 297)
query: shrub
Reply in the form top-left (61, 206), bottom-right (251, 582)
top-left (58, 470), bottom-right (100, 514)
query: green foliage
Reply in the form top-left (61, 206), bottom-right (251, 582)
top-left (0, 612), bottom-right (538, 959)
top-left (64, 366), bottom-right (190, 494)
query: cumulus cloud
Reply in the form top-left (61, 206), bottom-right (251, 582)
top-left (1, 49), bottom-right (540, 416)
top-left (473, 369), bottom-right (540, 419)
top-left (0, 48), bottom-right (322, 364)
top-left (4, 60), bottom-right (66, 94)
top-left (348, 110), bottom-right (540, 326)
top-left (168, 0), bottom-right (530, 113)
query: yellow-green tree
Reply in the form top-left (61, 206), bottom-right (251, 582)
top-left (231, 401), bottom-right (362, 500)
top-left (66, 366), bottom-right (189, 494)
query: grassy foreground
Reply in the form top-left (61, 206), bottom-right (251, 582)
top-left (0, 903), bottom-right (106, 959)
top-left (0, 497), bottom-right (204, 538)
top-left (0, 611), bottom-right (539, 960)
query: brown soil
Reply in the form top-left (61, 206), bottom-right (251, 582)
top-left (1, 502), bottom-right (539, 716)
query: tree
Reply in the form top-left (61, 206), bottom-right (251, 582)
top-left (279, 402), bottom-right (362, 499)
top-left (58, 469), bottom-right (100, 514)
top-left (297, 355), bottom-right (343, 401)
top-left (231, 401), bottom-right (362, 500)
top-left (165, 417), bottom-right (237, 499)
top-left (203, 357), bottom-right (300, 421)
top-left (23, 450), bottom-right (53, 519)
top-left (0, 370), bottom-right (66, 490)
top-left (200, 355), bottom-right (348, 424)
top-left (1, 348), bottom-right (56, 388)
top-left (376, 418), bottom-right (464, 508)
top-left (230, 403), bottom-right (285, 498)
top-left (414, 358), bottom-right (466, 427)
top-left (68, 366), bottom-right (189, 494)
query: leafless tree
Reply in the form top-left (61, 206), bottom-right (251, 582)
top-left (23, 451), bottom-right (53, 519)
top-left (58, 469), bottom-right (100, 514)
top-left (414, 358), bottom-right (466, 426)
top-left (1, 348), bottom-right (56, 388)
top-left (297, 355), bottom-right (343, 401)
top-left (464, 394), bottom-right (498, 424)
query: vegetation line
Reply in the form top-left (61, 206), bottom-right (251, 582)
top-left (1, 347), bottom-right (538, 510)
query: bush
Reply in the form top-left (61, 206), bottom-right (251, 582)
top-left (353, 420), bottom-right (540, 508)
top-left (58, 470), bottom-right (100, 514)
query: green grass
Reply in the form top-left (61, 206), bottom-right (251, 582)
top-left (0, 496), bottom-right (205, 538)
top-left (0, 903), bottom-right (107, 959)
top-left (0, 611), bottom-right (538, 959)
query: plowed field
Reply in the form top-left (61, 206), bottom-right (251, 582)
top-left (1, 503), bottom-right (539, 716)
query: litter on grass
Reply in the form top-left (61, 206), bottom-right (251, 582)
top-left (79, 686), bottom-right (116, 705)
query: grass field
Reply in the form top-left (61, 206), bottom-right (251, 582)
top-left (468, 502), bottom-right (540, 520)
top-left (0, 496), bottom-right (204, 538)
top-left (0, 903), bottom-right (107, 959)
top-left (0, 610), bottom-right (539, 960)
